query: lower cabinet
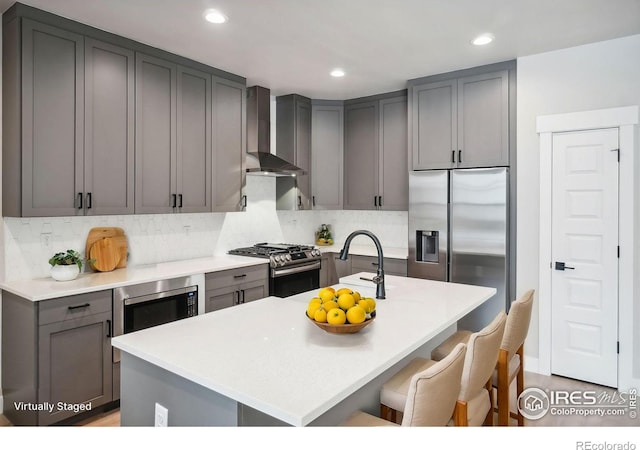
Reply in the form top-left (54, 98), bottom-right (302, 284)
top-left (350, 255), bottom-right (408, 277)
top-left (2, 290), bottom-right (114, 426)
top-left (204, 264), bottom-right (269, 313)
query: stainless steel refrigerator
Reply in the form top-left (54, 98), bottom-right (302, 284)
top-left (408, 168), bottom-right (510, 331)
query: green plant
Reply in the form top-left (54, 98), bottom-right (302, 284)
top-left (48, 249), bottom-right (90, 270)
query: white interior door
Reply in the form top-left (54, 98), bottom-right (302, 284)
top-left (551, 128), bottom-right (619, 388)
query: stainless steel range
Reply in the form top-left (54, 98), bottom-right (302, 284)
top-left (229, 243), bottom-right (322, 297)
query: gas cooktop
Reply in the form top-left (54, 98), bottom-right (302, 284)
top-left (228, 243), bottom-right (321, 268)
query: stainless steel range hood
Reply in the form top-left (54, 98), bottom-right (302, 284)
top-left (246, 85), bottom-right (305, 176)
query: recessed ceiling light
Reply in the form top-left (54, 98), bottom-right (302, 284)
top-left (472, 33), bottom-right (494, 46)
top-left (330, 68), bottom-right (345, 78)
top-left (204, 9), bottom-right (228, 24)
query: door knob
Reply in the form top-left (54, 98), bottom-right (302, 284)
top-left (555, 261), bottom-right (575, 271)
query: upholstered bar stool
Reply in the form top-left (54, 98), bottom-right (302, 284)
top-left (379, 312), bottom-right (506, 426)
top-left (430, 289), bottom-right (535, 426)
top-left (341, 343), bottom-right (467, 427)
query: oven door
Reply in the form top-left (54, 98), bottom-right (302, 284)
top-left (270, 260), bottom-right (321, 298)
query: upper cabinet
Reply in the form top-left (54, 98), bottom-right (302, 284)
top-left (135, 54), bottom-right (212, 214)
top-left (2, 4), bottom-right (246, 218)
top-left (409, 62), bottom-right (515, 170)
top-left (311, 102), bottom-right (344, 210)
top-left (3, 19), bottom-right (85, 217)
top-left (276, 94), bottom-right (312, 210)
top-left (85, 39), bottom-right (135, 215)
top-left (344, 92), bottom-right (408, 211)
top-left (211, 76), bottom-right (246, 212)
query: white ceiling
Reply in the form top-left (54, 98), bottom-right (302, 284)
top-left (2, 0), bottom-right (640, 99)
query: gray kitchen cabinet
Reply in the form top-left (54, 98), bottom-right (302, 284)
top-left (2, 290), bottom-right (114, 426)
top-left (135, 53), bottom-right (212, 214)
top-left (410, 65), bottom-right (511, 170)
top-left (350, 255), bottom-right (408, 277)
top-left (344, 93), bottom-right (408, 211)
top-left (378, 96), bottom-right (408, 210)
top-left (2, 19), bottom-right (84, 217)
top-left (311, 102), bottom-right (344, 210)
top-left (212, 76), bottom-right (246, 212)
top-left (276, 94), bottom-right (312, 210)
top-left (84, 38), bottom-right (135, 215)
top-left (333, 254), bottom-right (353, 281)
top-left (204, 265), bottom-right (269, 313)
top-left (3, 22), bottom-right (135, 217)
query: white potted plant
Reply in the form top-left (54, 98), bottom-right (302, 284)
top-left (48, 249), bottom-right (89, 281)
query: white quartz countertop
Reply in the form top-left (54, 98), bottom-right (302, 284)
top-left (0, 255), bottom-right (268, 301)
top-left (111, 272), bottom-right (495, 426)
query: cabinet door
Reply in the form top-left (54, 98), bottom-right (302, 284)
top-left (333, 254), bottom-right (352, 280)
top-left (411, 80), bottom-right (457, 170)
top-left (379, 96), bottom-right (408, 210)
top-left (457, 70), bottom-right (509, 168)
top-left (238, 279), bottom-right (269, 304)
top-left (38, 311), bottom-right (113, 425)
top-left (205, 285), bottom-right (238, 313)
top-left (84, 39), bottom-right (135, 215)
top-left (311, 104), bottom-right (343, 209)
top-left (212, 76), bottom-right (246, 212)
top-left (344, 101), bottom-right (379, 210)
top-left (21, 19), bottom-right (84, 217)
top-left (295, 99), bottom-right (312, 210)
top-left (177, 66), bottom-right (211, 213)
top-left (135, 53), bottom-right (177, 214)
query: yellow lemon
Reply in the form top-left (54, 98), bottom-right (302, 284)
top-left (327, 308), bottom-right (346, 325)
top-left (319, 289), bottom-right (336, 303)
top-left (346, 305), bottom-right (366, 324)
top-left (336, 287), bottom-right (354, 297)
top-left (314, 307), bottom-right (327, 323)
top-left (307, 301), bottom-right (321, 318)
top-left (357, 298), bottom-right (373, 314)
top-left (322, 300), bottom-right (339, 312)
top-left (366, 297), bottom-right (376, 312)
top-left (337, 293), bottom-right (355, 311)
top-left (309, 297), bottom-right (322, 306)
top-left (352, 291), bottom-right (361, 303)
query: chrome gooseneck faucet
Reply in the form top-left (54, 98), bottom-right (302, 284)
top-left (339, 230), bottom-right (385, 299)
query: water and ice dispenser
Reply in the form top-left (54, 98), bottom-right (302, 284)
top-left (416, 230), bottom-right (439, 263)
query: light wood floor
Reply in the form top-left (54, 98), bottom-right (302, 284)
top-left (1, 371), bottom-right (637, 426)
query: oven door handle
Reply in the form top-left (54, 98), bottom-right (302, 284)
top-left (271, 261), bottom-right (321, 278)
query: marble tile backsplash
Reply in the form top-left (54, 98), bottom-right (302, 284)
top-left (3, 177), bottom-right (408, 281)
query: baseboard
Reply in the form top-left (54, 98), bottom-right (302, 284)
top-left (523, 355), bottom-right (545, 375)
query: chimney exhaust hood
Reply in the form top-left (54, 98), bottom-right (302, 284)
top-left (246, 85), bottom-right (305, 177)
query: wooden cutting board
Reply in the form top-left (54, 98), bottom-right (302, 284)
top-left (86, 227), bottom-right (128, 271)
top-left (89, 237), bottom-right (120, 272)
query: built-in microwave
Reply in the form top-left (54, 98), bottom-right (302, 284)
top-left (112, 276), bottom-right (198, 363)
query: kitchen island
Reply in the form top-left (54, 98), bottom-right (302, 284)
top-left (111, 273), bottom-right (495, 426)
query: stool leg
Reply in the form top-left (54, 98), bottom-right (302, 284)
top-left (516, 345), bottom-right (525, 426)
top-left (484, 380), bottom-right (494, 426)
top-left (497, 349), bottom-right (510, 426)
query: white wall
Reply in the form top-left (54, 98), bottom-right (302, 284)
top-left (516, 35), bottom-right (640, 376)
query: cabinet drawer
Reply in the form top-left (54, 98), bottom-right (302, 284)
top-left (38, 290), bottom-right (112, 326)
top-left (205, 264), bottom-right (269, 290)
top-left (350, 255), bottom-right (407, 277)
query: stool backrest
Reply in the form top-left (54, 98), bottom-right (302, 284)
top-left (401, 343), bottom-right (467, 426)
top-left (502, 289), bottom-right (535, 358)
top-left (458, 311), bottom-right (507, 402)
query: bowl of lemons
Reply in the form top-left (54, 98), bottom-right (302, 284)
top-left (306, 286), bottom-right (376, 334)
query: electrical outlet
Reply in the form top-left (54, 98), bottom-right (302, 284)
top-left (40, 232), bottom-right (52, 248)
top-left (154, 402), bottom-right (168, 427)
